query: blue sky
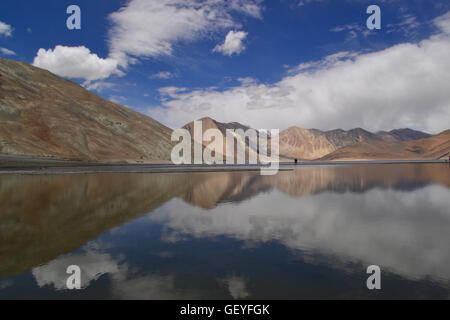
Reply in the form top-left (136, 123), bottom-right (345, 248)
top-left (0, 0), bottom-right (449, 133)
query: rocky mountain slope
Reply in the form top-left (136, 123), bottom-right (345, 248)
top-left (321, 130), bottom-right (450, 161)
top-left (182, 117), bottom-right (270, 162)
top-left (0, 58), bottom-right (173, 163)
top-left (277, 127), bottom-right (335, 160)
top-left (310, 128), bottom-right (381, 149)
top-left (279, 126), bottom-right (439, 160)
top-left (379, 128), bottom-right (432, 142)
top-left (182, 117), bottom-right (447, 161)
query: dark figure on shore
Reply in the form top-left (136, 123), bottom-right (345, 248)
top-left (294, 159), bottom-right (298, 165)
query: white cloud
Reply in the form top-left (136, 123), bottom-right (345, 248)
top-left (330, 23), bottom-right (371, 39)
top-left (84, 81), bottom-right (116, 93)
top-left (151, 71), bottom-right (175, 79)
top-left (0, 47), bottom-right (16, 56)
top-left (149, 11), bottom-right (450, 133)
top-left (386, 14), bottom-right (422, 37)
top-left (219, 276), bottom-right (250, 299)
top-left (32, 46), bottom-right (121, 81)
top-left (213, 30), bottom-right (248, 56)
top-left (32, 250), bottom-right (119, 290)
top-left (298, 0), bottom-right (324, 7)
top-left (435, 11), bottom-right (450, 34)
top-left (230, 0), bottom-right (263, 19)
top-left (0, 21), bottom-right (12, 37)
top-left (238, 77), bottom-right (258, 86)
top-left (107, 0), bottom-right (262, 66)
top-left (109, 95), bottom-right (127, 104)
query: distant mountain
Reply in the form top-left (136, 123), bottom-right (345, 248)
top-left (282, 127), bottom-right (438, 160)
top-left (310, 128), bottom-right (381, 150)
top-left (380, 128), bottom-right (432, 142)
top-left (182, 117), bottom-right (266, 161)
top-left (321, 130), bottom-right (450, 161)
top-left (0, 58), bottom-right (173, 163)
top-left (183, 117), bottom-right (262, 139)
top-left (277, 127), bottom-right (335, 160)
top-left (182, 118), bottom-right (447, 161)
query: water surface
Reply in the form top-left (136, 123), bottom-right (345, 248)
top-left (0, 163), bottom-right (449, 299)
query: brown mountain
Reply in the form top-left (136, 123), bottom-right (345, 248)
top-left (182, 119), bottom-right (446, 161)
top-left (277, 126), bottom-right (335, 160)
top-left (0, 58), bottom-right (173, 163)
top-left (184, 117), bottom-right (255, 136)
top-left (377, 128), bottom-right (432, 142)
top-left (280, 127), bottom-right (445, 160)
top-left (182, 117), bottom-right (265, 161)
top-left (321, 130), bottom-right (450, 161)
top-left (310, 127), bottom-right (431, 148)
top-left (310, 128), bottom-right (382, 149)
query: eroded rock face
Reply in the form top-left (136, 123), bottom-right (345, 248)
top-left (0, 58), bottom-right (173, 163)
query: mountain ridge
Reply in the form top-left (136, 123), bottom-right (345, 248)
top-left (321, 130), bottom-right (450, 161)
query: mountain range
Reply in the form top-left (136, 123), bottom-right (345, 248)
top-left (0, 57), bottom-right (448, 164)
top-left (278, 126), bottom-right (445, 160)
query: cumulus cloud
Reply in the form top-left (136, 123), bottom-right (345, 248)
top-left (0, 21), bottom-right (12, 37)
top-left (32, 46), bottom-right (121, 81)
top-left (0, 47), bottom-right (16, 56)
top-left (149, 11), bottom-right (450, 133)
top-left (107, 0), bottom-right (262, 66)
top-left (213, 30), bottom-right (248, 56)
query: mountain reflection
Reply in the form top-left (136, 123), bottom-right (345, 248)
top-left (0, 163), bottom-right (449, 296)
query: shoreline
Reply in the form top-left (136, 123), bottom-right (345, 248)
top-left (0, 155), bottom-right (448, 175)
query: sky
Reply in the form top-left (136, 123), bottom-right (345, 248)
top-left (0, 0), bottom-right (449, 133)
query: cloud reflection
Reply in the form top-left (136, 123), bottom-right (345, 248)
top-left (150, 184), bottom-right (450, 285)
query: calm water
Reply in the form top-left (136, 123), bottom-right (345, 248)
top-left (0, 163), bottom-right (449, 300)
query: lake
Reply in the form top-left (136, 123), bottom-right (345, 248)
top-left (0, 163), bottom-right (449, 299)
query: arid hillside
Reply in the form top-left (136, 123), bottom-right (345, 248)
top-left (321, 130), bottom-right (450, 161)
top-left (0, 58), bottom-right (173, 163)
top-left (182, 117), bottom-right (272, 162)
top-left (277, 126), bottom-right (335, 160)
